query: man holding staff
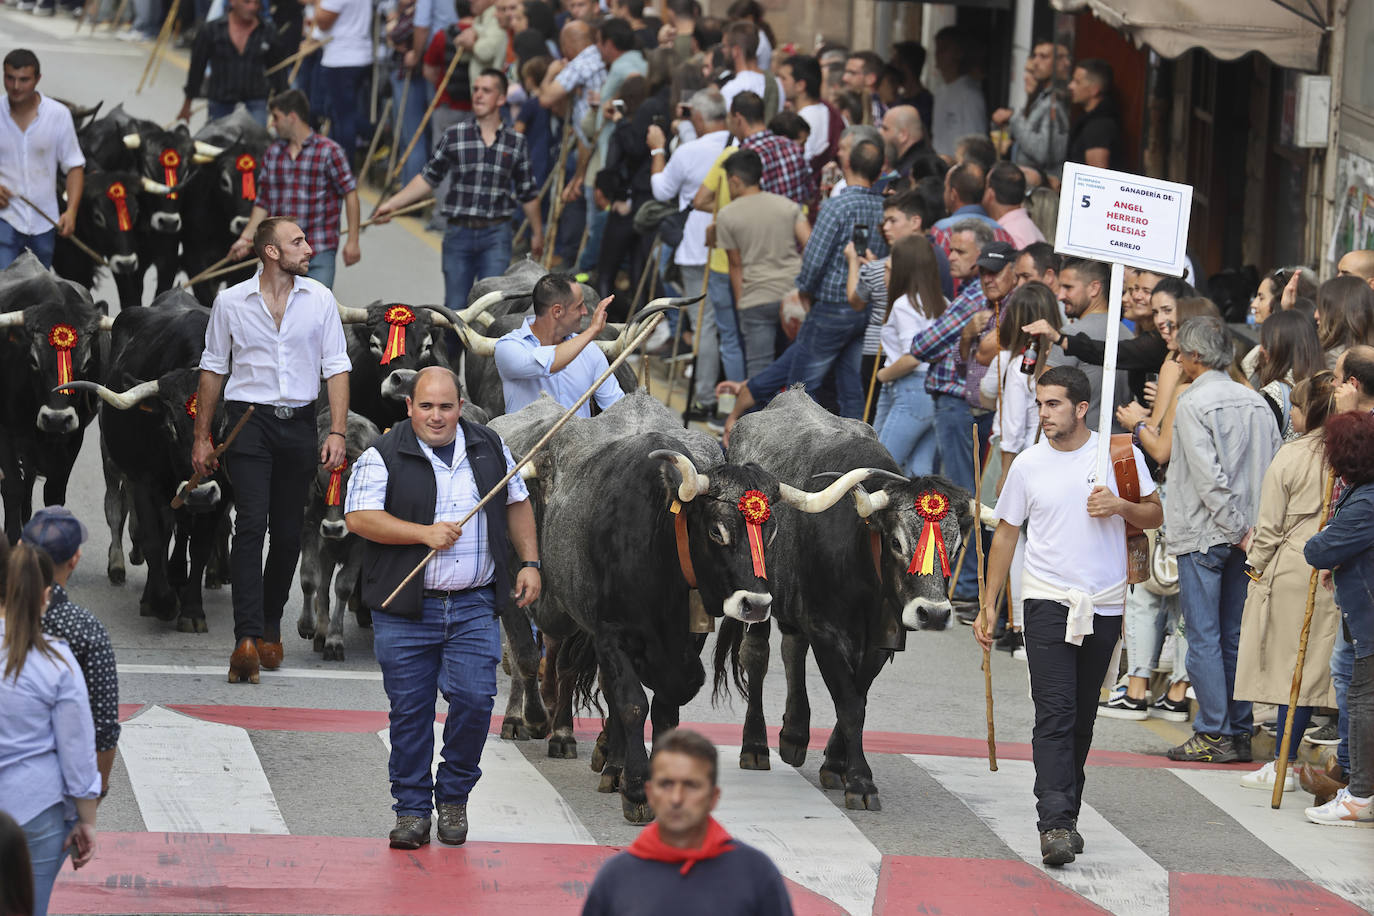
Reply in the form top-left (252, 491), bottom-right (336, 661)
top-left (974, 365), bottom-right (1160, 867)
top-left (345, 366), bottom-right (540, 850)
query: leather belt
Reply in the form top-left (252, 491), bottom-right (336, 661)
top-left (422, 585), bottom-right (492, 599)
top-left (229, 401), bottom-right (311, 420)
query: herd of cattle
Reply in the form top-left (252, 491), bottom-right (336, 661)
top-left (3, 121), bottom-right (976, 820)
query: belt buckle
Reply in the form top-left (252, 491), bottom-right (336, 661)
top-left (273, 405), bottom-right (294, 420)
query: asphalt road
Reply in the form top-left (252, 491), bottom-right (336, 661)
top-left (5, 11), bottom-right (1372, 915)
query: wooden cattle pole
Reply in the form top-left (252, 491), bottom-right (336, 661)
top-left (973, 423), bottom-right (997, 772)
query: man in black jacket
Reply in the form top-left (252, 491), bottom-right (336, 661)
top-left (345, 366), bottom-right (541, 850)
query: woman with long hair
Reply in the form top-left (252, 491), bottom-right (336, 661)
top-left (1301, 409), bottom-right (1374, 826)
top-left (982, 282), bottom-right (1060, 495)
top-left (0, 541), bottom-right (100, 916)
top-left (871, 234), bottom-right (946, 477)
top-left (1316, 276), bottom-right (1374, 370)
top-left (1235, 372), bottom-right (1341, 793)
top-left (1256, 309), bottom-right (1324, 440)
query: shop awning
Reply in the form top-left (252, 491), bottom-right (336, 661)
top-left (1051, 0), bottom-right (1328, 71)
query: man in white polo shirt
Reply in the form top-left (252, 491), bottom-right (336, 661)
top-left (493, 272), bottom-right (624, 416)
top-left (0, 49), bottom-right (84, 269)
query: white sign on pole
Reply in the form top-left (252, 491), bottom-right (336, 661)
top-left (1054, 163), bottom-right (1194, 279)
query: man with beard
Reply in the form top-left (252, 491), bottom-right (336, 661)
top-left (1044, 258), bottom-right (1133, 430)
top-left (975, 365), bottom-right (1160, 866)
top-left (194, 216), bottom-right (352, 685)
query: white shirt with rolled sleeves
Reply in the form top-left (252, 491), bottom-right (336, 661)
top-left (199, 270), bottom-right (352, 407)
top-left (493, 316), bottom-right (624, 417)
top-left (650, 129), bottom-right (729, 267)
top-left (345, 425), bottom-right (530, 591)
top-left (0, 94), bottom-right (85, 235)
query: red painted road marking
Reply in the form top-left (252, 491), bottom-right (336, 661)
top-left (1169, 873), bottom-right (1371, 916)
top-left (51, 833), bottom-right (846, 916)
top-left (117, 705), bottom-right (1251, 770)
top-left (873, 854), bottom-right (1111, 915)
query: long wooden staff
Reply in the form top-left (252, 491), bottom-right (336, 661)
top-left (380, 307), bottom-right (687, 608)
top-left (384, 47), bottom-right (464, 193)
top-left (136, 0), bottom-right (178, 94)
top-left (973, 422), bottom-right (997, 771)
top-left (14, 193), bottom-right (106, 266)
top-left (1272, 467), bottom-right (1338, 808)
top-left (146, 0), bottom-right (180, 87)
top-left (265, 37), bottom-right (333, 76)
top-left (513, 165), bottom-right (559, 247)
top-left (381, 71), bottom-right (412, 194)
top-left (361, 97), bottom-right (394, 186)
top-left (171, 406), bottom-right (255, 508)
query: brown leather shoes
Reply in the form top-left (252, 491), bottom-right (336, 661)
top-left (255, 639), bottom-right (284, 670)
top-left (1299, 757), bottom-right (1348, 806)
top-left (228, 638), bottom-right (260, 684)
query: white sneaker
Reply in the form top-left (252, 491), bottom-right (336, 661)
top-left (1012, 645), bottom-right (1027, 661)
top-left (643, 320), bottom-right (671, 353)
top-left (1240, 760), bottom-right (1295, 792)
top-left (1305, 788), bottom-right (1373, 827)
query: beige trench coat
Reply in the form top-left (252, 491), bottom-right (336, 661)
top-left (1235, 433), bottom-right (1339, 706)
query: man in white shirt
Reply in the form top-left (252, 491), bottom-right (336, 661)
top-left (493, 272), bottom-right (624, 416)
top-left (974, 365), bottom-right (1160, 868)
top-left (649, 88), bottom-right (730, 416)
top-left (313, 0), bottom-right (373, 169)
top-left (193, 216), bottom-right (352, 685)
top-left (776, 53), bottom-right (831, 167)
top-left (718, 21), bottom-right (782, 121)
top-left (0, 50), bottom-right (84, 269)
top-left (931, 27), bottom-right (987, 158)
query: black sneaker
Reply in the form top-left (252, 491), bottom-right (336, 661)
top-left (1040, 828), bottom-right (1076, 867)
top-left (955, 605), bottom-right (979, 626)
top-left (1098, 692), bottom-right (1149, 720)
top-left (1304, 721), bottom-right (1340, 746)
top-left (1232, 730), bottom-right (1252, 763)
top-left (995, 630), bottom-right (1023, 653)
top-left (1150, 694), bottom-right (1189, 722)
top-left (1166, 732), bottom-right (1237, 763)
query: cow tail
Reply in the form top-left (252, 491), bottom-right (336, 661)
top-left (711, 617), bottom-right (746, 704)
top-left (561, 628), bottom-right (603, 716)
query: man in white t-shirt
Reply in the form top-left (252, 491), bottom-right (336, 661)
top-left (314, 0), bottom-right (374, 169)
top-left (777, 54), bottom-right (833, 169)
top-left (718, 21), bottom-right (783, 121)
top-left (974, 365), bottom-right (1161, 868)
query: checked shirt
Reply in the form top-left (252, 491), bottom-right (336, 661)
top-left (742, 130), bottom-right (811, 206)
top-left (421, 119), bottom-right (538, 221)
top-left (253, 133), bottom-right (357, 253)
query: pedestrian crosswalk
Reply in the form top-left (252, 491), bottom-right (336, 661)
top-left (65, 704), bottom-right (1374, 916)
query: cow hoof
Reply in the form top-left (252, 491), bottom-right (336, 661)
top-left (778, 735), bottom-right (808, 767)
top-left (139, 602), bottom-right (158, 618)
top-left (621, 796), bottom-right (654, 825)
top-left (739, 747), bottom-right (771, 770)
top-left (129, 544), bottom-right (144, 566)
top-left (176, 616), bottom-right (208, 634)
top-left (107, 564), bottom-right (126, 586)
top-left (355, 605), bottom-right (372, 628)
top-left (598, 765), bottom-right (621, 793)
top-left (322, 640), bottom-right (345, 661)
top-left (204, 576), bottom-right (222, 591)
top-left (818, 766), bottom-right (844, 790)
top-left (298, 620), bottom-right (315, 640)
top-left (547, 734), bottom-right (578, 759)
top-left (523, 719), bottom-right (550, 740)
top-left (501, 717), bottom-right (530, 740)
top-left (589, 737), bottom-right (608, 773)
top-left (844, 790), bottom-right (882, 811)
top-left (313, 634), bottom-right (326, 654)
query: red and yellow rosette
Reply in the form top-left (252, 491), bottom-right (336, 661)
top-left (184, 393), bottom-right (198, 419)
top-left (908, 490), bottom-right (951, 576)
top-left (738, 489), bottom-right (770, 579)
top-left (160, 148), bottom-right (180, 199)
top-left (48, 324), bottom-right (78, 392)
top-left (235, 153), bottom-right (257, 201)
top-left (325, 462), bottom-right (346, 506)
top-left (105, 182), bottom-right (133, 231)
top-left (380, 305), bottom-right (415, 365)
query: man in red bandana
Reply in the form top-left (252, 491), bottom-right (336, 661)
top-left (581, 729), bottom-right (794, 915)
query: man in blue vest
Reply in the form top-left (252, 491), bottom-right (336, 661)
top-left (345, 365), bottom-right (541, 849)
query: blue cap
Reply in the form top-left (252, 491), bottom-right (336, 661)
top-left (21, 506), bottom-right (88, 565)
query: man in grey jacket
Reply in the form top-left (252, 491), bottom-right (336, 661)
top-left (991, 40), bottom-right (1069, 179)
top-left (1164, 316), bottom-right (1282, 764)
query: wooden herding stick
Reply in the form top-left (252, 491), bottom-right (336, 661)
top-left (973, 422), bottom-right (997, 771)
top-left (14, 193), bottom-right (106, 266)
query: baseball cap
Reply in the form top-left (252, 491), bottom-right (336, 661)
top-left (22, 506), bottom-right (89, 565)
top-left (975, 241), bottom-right (1017, 273)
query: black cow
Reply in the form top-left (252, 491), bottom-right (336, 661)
top-left (67, 303), bottom-right (232, 631)
top-left (720, 389), bottom-right (971, 810)
top-left (298, 406), bottom-right (379, 661)
top-left (0, 252), bottom-right (112, 541)
top-left (182, 111), bottom-right (269, 306)
top-left (51, 169), bottom-right (148, 289)
top-left (335, 302), bottom-right (458, 430)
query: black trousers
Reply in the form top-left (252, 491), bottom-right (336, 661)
top-left (222, 403), bottom-right (317, 643)
top-left (1022, 598), bottom-right (1123, 832)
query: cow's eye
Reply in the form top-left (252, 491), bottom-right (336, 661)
top-left (709, 522), bottom-right (731, 546)
top-left (91, 209), bottom-right (107, 228)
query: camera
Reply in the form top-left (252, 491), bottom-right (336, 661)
top-left (611, 99), bottom-right (625, 114)
top-left (851, 224), bottom-right (869, 253)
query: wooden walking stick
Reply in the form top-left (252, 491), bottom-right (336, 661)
top-left (1272, 467), bottom-right (1338, 808)
top-left (380, 306), bottom-right (690, 608)
top-left (361, 96), bottom-right (394, 185)
top-left (513, 165), bottom-right (559, 247)
top-left (385, 47), bottom-right (464, 192)
top-left (171, 406), bottom-right (255, 508)
top-left (973, 422), bottom-right (997, 771)
top-left (136, 0), bottom-right (177, 94)
top-left (146, 0), bottom-right (179, 87)
top-left (13, 193), bottom-right (107, 267)
top-left (541, 128), bottom-right (576, 266)
top-left (181, 254), bottom-right (233, 288)
top-left (381, 70), bottom-right (413, 194)
top-left (266, 37), bottom-right (333, 76)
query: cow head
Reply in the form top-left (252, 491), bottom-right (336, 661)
top-left (311, 408), bottom-right (380, 540)
top-left (124, 123), bottom-right (197, 234)
top-left (838, 474), bottom-right (973, 631)
top-left (338, 302), bottom-right (452, 402)
top-left (193, 139), bottom-right (262, 237)
top-left (1, 286), bottom-right (113, 435)
top-left (78, 171), bottom-right (144, 275)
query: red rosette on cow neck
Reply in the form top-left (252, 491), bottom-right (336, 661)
top-left (737, 490), bottom-right (771, 580)
top-left (909, 490), bottom-right (951, 576)
top-left (184, 393), bottom-right (198, 419)
top-left (48, 324), bottom-right (78, 393)
top-left (160, 148), bottom-right (180, 200)
top-left (325, 462), bottom-right (346, 506)
top-left (105, 182), bottom-right (133, 231)
top-left (380, 305), bottom-right (415, 365)
top-left (235, 154), bottom-right (257, 201)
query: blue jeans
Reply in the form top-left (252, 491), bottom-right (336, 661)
top-left (1273, 705), bottom-right (1312, 762)
top-left (1177, 545), bottom-right (1253, 737)
top-left (786, 301), bottom-right (867, 418)
top-left (372, 588), bottom-right (502, 815)
top-left (932, 391), bottom-right (978, 598)
top-left (319, 64), bottom-right (369, 165)
top-left (23, 802), bottom-right (72, 916)
top-left (874, 370), bottom-right (937, 477)
top-left (576, 182), bottom-right (606, 273)
top-left (0, 220), bottom-right (55, 268)
top-left (1333, 626), bottom-right (1353, 772)
top-left (708, 270), bottom-right (745, 383)
top-left (442, 222), bottom-right (513, 311)
top-left (207, 99), bottom-right (268, 125)
top-left (390, 71), bottom-right (431, 186)
top-left (738, 304), bottom-right (780, 379)
top-left (306, 248), bottom-right (336, 288)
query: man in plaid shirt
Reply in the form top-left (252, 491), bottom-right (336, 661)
top-left (228, 90), bottom-right (360, 289)
top-left (375, 69), bottom-right (542, 310)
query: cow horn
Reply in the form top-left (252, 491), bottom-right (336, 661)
top-left (336, 305), bottom-right (370, 323)
top-left (192, 153), bottom-right (216, 165)
top-left (98, 315), bottom-right (116, 331)
top-left (0, 310), bottom-right (26, 328)
top-left (852, 487), bottom-right (891, 519)
top-left (457, 288), bottom-right (527, 325)
top-left (974, 499), bottom-right (996, 528)
top-left (780, 467), bottom-right (903, 515)
top-left (55, 379), bottom-right (159, 409)
top-left (422, 304), bottom-right (500, 357)
top-left (194, 140), bottom-right (225, 157)
top-left (141, 177), bottom-right (173, 194)
top-left (519, 462), bottom-right (538, 481)
top-left (122, 132), bottom-right (142, 149)
top-left (650, 449), bottom-right (709, 503)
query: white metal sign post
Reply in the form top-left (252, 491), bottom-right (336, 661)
top-left (1053, 163), bottom-right (1194, 482)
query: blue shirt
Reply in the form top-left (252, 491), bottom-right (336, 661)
top-left (493, 316), bottom-right (625, 417)
top-left (796, 185), bottom-right (888, 306)
top-left (932, 203), bottom-right (1004, 235)
top-left (0, 621), bottom-right (102, 826)
top-left (413, 0), bottom-right (457, 34)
